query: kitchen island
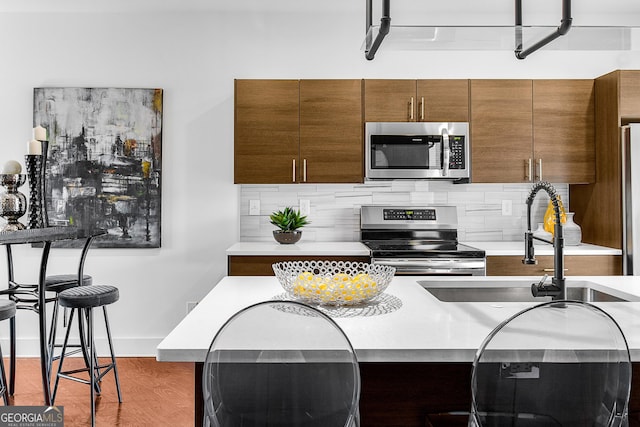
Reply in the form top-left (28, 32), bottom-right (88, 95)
top-left (157, 275), bottom-right (640, 426)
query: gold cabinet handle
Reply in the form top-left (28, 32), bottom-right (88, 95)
top-left (420, 97), bottom-right (425, 121)
top-left (543, 268), bottom-right (569, 272)
top-left (303, 159), bottom-right (307, 182)
top-left (525, 158), bottom-right (532, 182)
top-left (292, 159), bottom-right (296, 183)
top-left (537, 158), bottom-right (543, 181)
top-left (409, 97), bottom-right (414, 121)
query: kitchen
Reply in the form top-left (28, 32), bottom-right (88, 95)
top-left (0, 0), bottom-right (639, 425)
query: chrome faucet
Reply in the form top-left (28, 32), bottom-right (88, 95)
top-left (523, 181), bottom-right (566, 300)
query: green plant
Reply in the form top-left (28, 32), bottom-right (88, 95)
top-left (269, 207), bottom-right (310, 232)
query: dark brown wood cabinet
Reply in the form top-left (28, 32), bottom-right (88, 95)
top-left (364, 79), bottom-right (469, 122)
top-left (471, 79), bottom-right (595, 184)
top-left (570, 70), bottom-right (640, 250)
top-left (486, 255), bottom-right (622, 276)
top-left (234, 79), bottom-right (363, 184)
top-left (228, 255), bottom-right (371, 276)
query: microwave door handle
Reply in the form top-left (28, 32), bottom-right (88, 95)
top-left (442, 130), bottom-right (450, 176)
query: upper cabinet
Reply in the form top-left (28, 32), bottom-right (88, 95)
top-left (299, 80), bottom-right (363, 183)
top-left (234, 79), bottom-right (363, 184)
top-left (533, 80), bottom-right (595, 184)
top-left (364, 79), bottom-right (469, 122)
top-left (470, 79), bottom-right (595, 184)
top-left (234, 79), bottom-right (299, 184)
top-left (470, 80), bottom-right (533, 183)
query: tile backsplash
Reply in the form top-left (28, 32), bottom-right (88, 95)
top-left (239, 181), bottom-right (570, 242)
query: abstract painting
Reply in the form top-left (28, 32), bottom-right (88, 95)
top-left (33, 88), bottom-right (163, 248)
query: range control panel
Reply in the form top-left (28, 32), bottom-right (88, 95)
top-left (383, 209), bottom-right (436, 221)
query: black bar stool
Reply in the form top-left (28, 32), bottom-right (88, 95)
top-left (52, 285), bottom-right (122, 427)
top-left (46, 273), bottom-right (92, 371)
top-left (0, 300), bottom-right (15, 405)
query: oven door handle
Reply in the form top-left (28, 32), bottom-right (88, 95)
top-left (372, 258), bottom-right (485, 269)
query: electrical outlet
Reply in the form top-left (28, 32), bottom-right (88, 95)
top-left (186, 302), bottom-right (198, 314)
top-left (299, 199), bottom-right (311, 216)
top-left (249, 200), bottom-right (260, 216)
top-left (502, 200), bottom-right (512, 216)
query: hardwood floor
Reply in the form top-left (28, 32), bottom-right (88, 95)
top-left (7, 357), bottom-right (194, 426)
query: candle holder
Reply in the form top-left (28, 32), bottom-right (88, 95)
top-left (39, 140), bottom-right (49, 227)
top-left (25, 154), bottom-right (44, 229)
top-left (0, 174), bottom-right (27, 231)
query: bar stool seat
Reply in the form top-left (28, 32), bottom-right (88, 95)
top-left (46, 274), bottom-right (92, 293)
top-left (57, 284), bottom-right (117, 308)
top-left (53, 285), bottom-right (122, 427)
top-left (0, 300), bottom-right (15, 405)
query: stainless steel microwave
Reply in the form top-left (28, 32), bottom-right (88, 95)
top-left (365, 122), bottom-right (470, 181)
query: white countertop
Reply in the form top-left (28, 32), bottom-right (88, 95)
top-left (226, 241), bottom-right (620, 257)
top-left (156, 275), bottom-right (640, 364)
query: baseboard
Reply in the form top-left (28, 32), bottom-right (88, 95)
top-left (0, 337), bottom-right (165, 358)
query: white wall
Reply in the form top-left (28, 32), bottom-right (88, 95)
top-left (0, 5), bottom-right (638, 355)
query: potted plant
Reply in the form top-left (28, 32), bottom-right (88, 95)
top-left (269, 207), bottom-right (309, 244)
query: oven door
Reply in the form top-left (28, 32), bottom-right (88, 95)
top-left (372, 257), bottom-right (486, 276)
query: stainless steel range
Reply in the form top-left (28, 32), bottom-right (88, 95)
top-left (360, 205), bottom-right (486, 276)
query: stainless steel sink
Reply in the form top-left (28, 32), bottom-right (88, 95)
top-left (419, 280), bottom-right (634, 303)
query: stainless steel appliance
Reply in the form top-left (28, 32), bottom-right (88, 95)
top-left (360, 205), bottom-right (486, 276)
top-left (622, 123), bottom-right (640, 274)
top-left (365, 122), bottom-right (470, 181)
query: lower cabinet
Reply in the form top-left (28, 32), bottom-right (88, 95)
top-left (227, 255), bottom-right (371, 276)
top-left (486, 255), bottom-right (622, 276)
top-left (359, 362), bottom-right (640, 427)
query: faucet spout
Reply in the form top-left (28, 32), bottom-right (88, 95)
top-left (523, 181), bottom-right (566, 300)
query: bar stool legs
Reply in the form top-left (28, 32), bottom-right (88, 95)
top-left (0, 301), bottom-right (16, 405)
top-left (52, 285), bottom-right (122, 426)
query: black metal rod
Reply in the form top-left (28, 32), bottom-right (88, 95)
top-left (365, 0), bottom-right (391, 61)
top-left (5, 245), bottom-right (15, 396)
top-left (38, 241), bottom-right (52, 405)
top-left (515, 0), bottom-right (573, 59)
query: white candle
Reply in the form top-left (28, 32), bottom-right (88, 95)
top-left (33, 125), bottom-right (47, 141)
top-left (27, 139), bottom-right (42, 155)
top-left (1, 160), bottom-right (21, 174)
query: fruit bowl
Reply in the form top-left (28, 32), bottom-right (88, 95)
top-left (272, 260), bottom-right (396, 306)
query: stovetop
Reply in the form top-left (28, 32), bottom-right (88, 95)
top-left (363, 240), bottom-right (486, 259)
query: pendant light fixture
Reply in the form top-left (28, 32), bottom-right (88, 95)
top-left (364, 0), bottom-right (636, 60)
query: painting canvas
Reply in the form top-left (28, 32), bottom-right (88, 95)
top-left (33, 88), bottom-right (163, 248)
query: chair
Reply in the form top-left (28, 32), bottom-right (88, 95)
top-left (52, 285), bottom-right (123, 427)
top-left (0, 300), bottom-right (15, 405)
top-left (470, 300), bottom-right (631, 427)
top-left (202, 300), bottom-right (360, 427)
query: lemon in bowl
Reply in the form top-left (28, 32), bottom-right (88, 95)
top-left (273, 260), bottom-right (395, 306)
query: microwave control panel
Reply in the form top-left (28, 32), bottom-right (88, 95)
top-left (383, 209), bottom-right (436, 221)
top-left (449, 136), bottom-right (466, 169)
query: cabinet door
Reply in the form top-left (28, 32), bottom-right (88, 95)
top-left (486, 255), bottom-right (622, 276)
top-left (417, 79), bottom-right (469, 122)
top-left (234, 80), bottom-right (299, 184)
top-left (364, 79), bottom-right (418, 122)
top-left (619, 70), bottom-right (640, 120)
top-left (470, 80), bottom-right (533, 183)
top-left (300, 80), bottom-right (363, 183)
top-left (533, 80), bottom-right (595, 183)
